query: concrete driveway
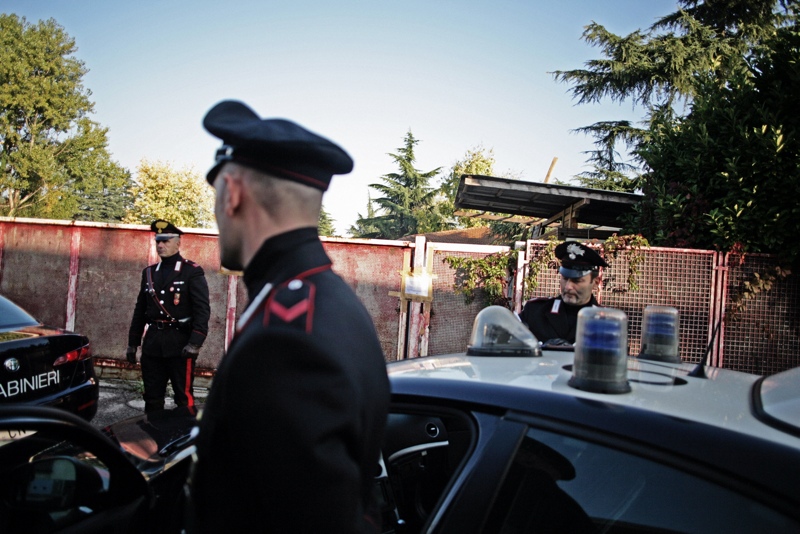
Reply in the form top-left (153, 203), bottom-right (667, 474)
top-left (91, 370), bottom-right (210, 429)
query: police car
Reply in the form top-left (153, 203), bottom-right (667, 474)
top-left (375, 305), bottom-right (800, 533)
top-left (0, 294), bottom-right (98, 421)
top-left (1, 305), bottom-right (799, 533)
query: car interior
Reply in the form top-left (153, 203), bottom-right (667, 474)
top-left (375, 405), bottom-right (476, 534)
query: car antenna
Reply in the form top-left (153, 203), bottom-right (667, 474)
top-left (689, 319), bottom-right (722, 379)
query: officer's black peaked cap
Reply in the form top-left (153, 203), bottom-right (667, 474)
top-left (555, 241), bottom-right (608, 278)
top-left (202, 100), bottom-right (354, 191)
top-left (151, 219), bottom-right (183, 241)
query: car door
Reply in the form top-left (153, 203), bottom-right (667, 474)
top-left (0, 405), bottom-right (150, 534)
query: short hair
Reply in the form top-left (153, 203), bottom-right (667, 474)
top-left (236, 164), bottom-right (323, 220)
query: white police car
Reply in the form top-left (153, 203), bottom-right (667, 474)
top-left (376, 306), bottom-right (800, 533)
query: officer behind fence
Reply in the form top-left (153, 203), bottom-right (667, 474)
top-left (126, 220), bottom-right (210, 413)
top-left (519, 241), bottom-right (607, 346)
top-left (187, 100), bottom-right (390, 533)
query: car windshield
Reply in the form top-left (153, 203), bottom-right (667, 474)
top-left (0, 296), bottom-right (39, 331)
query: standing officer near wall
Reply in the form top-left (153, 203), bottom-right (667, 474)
top-left (126, 220), bottom-right (211, 413)
top-left (187, 100), bottom-right (390, 533)
top-left (519, 241), bottom-right (607, 345)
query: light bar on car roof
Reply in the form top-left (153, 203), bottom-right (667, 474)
top-left (569, 307), bottom-right (631, 394)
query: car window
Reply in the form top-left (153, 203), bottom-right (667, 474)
top-left (0, 296), bottom-right (39, 331)
top-left (483, 427), bottom-right (800, 533)
top-left (0, 427), bottom-right (112, 532)
top-left (379, 407), bottom-right (476, 533)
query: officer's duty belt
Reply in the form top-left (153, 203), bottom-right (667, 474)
top-left (149, 320), bottom-right (179, 329)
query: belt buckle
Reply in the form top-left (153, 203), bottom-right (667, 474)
top-left (156, 321), bottom-right (165, 330)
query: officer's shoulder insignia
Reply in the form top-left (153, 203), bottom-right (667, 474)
top-left (263, 278), bottom-right (316, 333)
top-left (183, 259), bottom-right (201, 268)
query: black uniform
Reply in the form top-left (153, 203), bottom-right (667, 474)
top-left (519, 295), bottom-right (601, 345)
top-left (189, 228), bottom-right (390, 534)
top-left (128, 253), bottom-right (210, 412)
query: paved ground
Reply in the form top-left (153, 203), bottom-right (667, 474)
top-left (91, 376), bottom-right (209, 429)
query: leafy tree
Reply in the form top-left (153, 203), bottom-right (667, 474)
top-left (361, 131), bottom-right (442, 239)
top-left (0, 14), bottom-right (131, 220)
top-left (553, 0), bottom-right (791, 191)
top-left (318, 206), bottom-right (336, 236)
top-left (123, 160), bottom-right (215, 229)
top-left (438, 145), bottom-right (496, 228)
top-left (633, 10), bottom-right (800, 265)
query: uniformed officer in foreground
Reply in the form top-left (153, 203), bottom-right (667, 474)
top-left (126, 220), bottom-right (210, 413)
top-left (519, 241), bottom-right (608, 345)
top-left (187, 100), bottom-right (390, 533)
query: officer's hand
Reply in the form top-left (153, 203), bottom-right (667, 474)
top-left (182, 343), bottom-right (201, 358)
top-left (126, 346), bottom-right (138, 364)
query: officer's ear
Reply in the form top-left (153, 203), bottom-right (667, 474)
top-left (220, 172), bottom-right (244, 216)
top-left (592, 271), bottom-right (603, 290)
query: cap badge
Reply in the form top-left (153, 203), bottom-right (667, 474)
top-left (155, 221), bottom-right (169, 234)
top-left (566, 243), bottom-right (585, 260)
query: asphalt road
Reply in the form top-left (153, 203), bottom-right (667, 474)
top-left (91, 378), bottom-right (209, 429)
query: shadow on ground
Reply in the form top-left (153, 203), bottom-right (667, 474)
top-left (92, 377), bottom-right (209, 429)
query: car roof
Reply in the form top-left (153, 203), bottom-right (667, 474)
top-left (387, 350), bottom-right (800, 450)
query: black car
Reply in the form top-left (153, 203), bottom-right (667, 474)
top-left (0, 404), bottom-right (198, 534)
top-left (2, 306), bottom-right (800, 533)
top-left (0, 295), bottom-right (98, 421)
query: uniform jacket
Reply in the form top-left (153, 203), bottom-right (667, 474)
top-left (190, 227), bottom-right (390, 533)
top-left (519, 295), bottom-right (601, 344)
top-left (128, 253), bottom-right (210, 356)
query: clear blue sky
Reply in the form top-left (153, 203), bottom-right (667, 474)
top-left (3, 0), bottom-right (676, 235)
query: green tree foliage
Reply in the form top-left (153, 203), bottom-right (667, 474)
top-left (318, 206), bottom-right (336, 237)
top-left (439, 145), bottom-right (535, 243)
top-left (349, 194), bottom-right (381, 238)
top-left (553, 0), bottom-right (791, 191)
top-left (124, 160), bottom-right (215, 229)
top-left (633, 10), bottom-right (800, 265)
top-left (360, 131), bottom-right (442, 239)
top-left (0, 14), bottom-right (131, 220)
top-left (439, 145), bottom-right (496, 228)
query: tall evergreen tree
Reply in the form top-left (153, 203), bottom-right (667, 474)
top-left (349, 194), bottom-right (380, 238)
top-left (0, 14), bottom-right (131, 219)
top-left (552, 0), bottom-right (791, 192)
top-left (361, 131), bottom-right (442, 239)
top-left (318, 206), bottom-right (336, 237)
top-left (632, 7), bottom-right (800, 265)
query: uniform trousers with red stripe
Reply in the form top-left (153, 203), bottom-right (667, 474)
top-left (141, 353), bottom-right (196, 413)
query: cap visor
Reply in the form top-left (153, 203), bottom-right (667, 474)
top-left (206, 161), bottom-right (225, 184)
top-left (559, 266), bottom-right (594, 278)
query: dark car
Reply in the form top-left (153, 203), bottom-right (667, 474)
top-left (0, 295), bottom-right (98, 421)
top-left (0, 404), bottom-right (198, 534)
top-left (2, 306), bottom-right (800, 533)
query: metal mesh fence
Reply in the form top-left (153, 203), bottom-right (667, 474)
top-left (723, 255), bottom-right (800, 375)
top-left (525, 243), bottom-right (716, 364)
top-left (428, 249), bottom-right (499, 355)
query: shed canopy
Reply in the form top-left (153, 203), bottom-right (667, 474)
top-left (455, 174), bottom-right (644, 240)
